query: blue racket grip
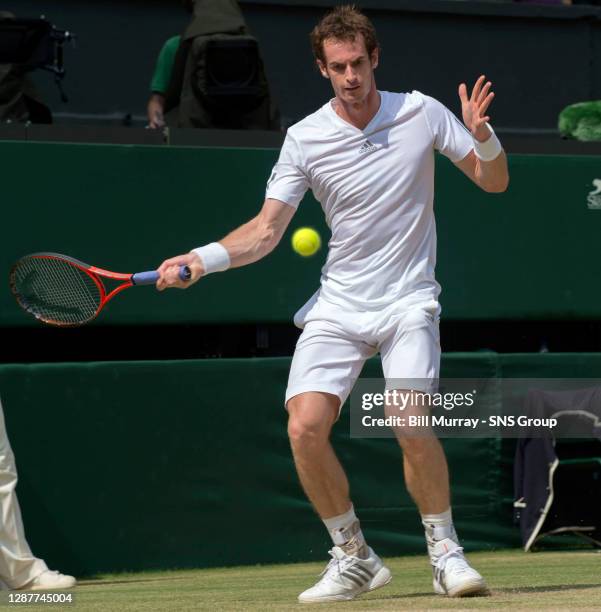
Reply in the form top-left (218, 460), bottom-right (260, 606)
top-left (131, 265), bottom-right (191, 286)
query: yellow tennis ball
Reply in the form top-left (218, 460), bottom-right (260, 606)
top-left (292, 227), bottom-right (321, 257)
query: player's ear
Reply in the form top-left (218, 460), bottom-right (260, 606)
top-left (317, 60), bottom-right (329, 79)
top-left (371, 48), bottom-right (379, 70)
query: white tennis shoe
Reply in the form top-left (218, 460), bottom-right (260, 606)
top-left (431, 539), bottom-right (488, 597)
top-left (20, 570), bottom-right (77, 590)
top-left (298, 546), bottom-right (391, 603)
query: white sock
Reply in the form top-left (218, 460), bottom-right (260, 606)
top-left (421, 508), bottom-right (459, 559)
top-left (323, 505), bottom-right (368, 559)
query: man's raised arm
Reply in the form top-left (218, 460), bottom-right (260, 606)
top-left (156, 198), bottom-right (296, 290)
top-left (454, 75), bottom-right (510, 194)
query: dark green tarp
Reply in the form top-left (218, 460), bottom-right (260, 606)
top-left (2, 352), bottom-right (595, 575)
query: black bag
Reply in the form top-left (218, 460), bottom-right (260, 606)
top-left (193, 34), bottom-right (267, 115)
top-left (165, 32), bottom-right (279, 130)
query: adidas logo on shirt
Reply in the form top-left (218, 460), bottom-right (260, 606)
top-left (358, 140), bottom-right (378, 155)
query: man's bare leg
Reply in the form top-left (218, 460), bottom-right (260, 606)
top-left (399, 431), bottom-right (450, 515)
top-left (384, 391), bottom-right (449, 509)
top-left (386, 392), bottom-right (454, 535)
top-left (287, 391), bottom-right (368, 558)
top-left (287, 391), bottom-right (349, 518)
top-left (386, 390), bottom-right (488, 597)
top-left (288, 391), bottom-right (392, 603)
top-left (396, 421), bottom-right (459, 548)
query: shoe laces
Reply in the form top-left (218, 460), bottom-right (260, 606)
top-left (437, 546), bottom-right (471, 575)
top-left (319, 548), bottom-right (356, 583)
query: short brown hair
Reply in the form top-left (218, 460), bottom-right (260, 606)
top-left (310, 5), bottom-right (379, 64)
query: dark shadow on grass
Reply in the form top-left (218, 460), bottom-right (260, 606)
top-left (493, 583), bottom-right (601, 595)
top-left (371, 583), bottom-right (601, 600)
top-left (77, 576), bottom-right (192, 586)
top-left (367, 592), bottom-right (436, 600)
top-left (363, 583), bottom-right (601, 602)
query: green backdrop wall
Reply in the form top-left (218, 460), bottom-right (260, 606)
top-left (1, 352), bottom-right (598, 576)
top-left (1, 141), bottom-right (600, 326)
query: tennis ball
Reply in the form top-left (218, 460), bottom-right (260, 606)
top-left (292, 227), bottom-right (321, 257)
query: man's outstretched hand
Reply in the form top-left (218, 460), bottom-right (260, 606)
top-left (157, 252), bottom-right (204, 290)
top-left (458, 75), bottom-right (495, 142)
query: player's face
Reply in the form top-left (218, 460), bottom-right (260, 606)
top-left (317, 35), bottom-right (379, 106)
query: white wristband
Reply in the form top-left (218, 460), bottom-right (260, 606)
top-left (191, 242), bottom-right (231, 275)
top-left (473, 124), bottom-right (502, 162)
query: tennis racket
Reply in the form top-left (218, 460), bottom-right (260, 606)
top-left (9, 252), bottom-right (191, 327)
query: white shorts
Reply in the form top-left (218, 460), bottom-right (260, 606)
top-left (285, 297), bottom-right (441, 411)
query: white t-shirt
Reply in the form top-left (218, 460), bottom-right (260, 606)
top-left (266, 90), bottom-right (473, 314)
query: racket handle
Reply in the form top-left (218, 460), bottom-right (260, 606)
top-left (131, 265), bottom-right (191, 286)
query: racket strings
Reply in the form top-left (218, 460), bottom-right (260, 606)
top-left (11, 257), bottom-right (102, 325)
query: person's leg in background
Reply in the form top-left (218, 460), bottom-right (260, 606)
top-left (0, 398), bottom-right (76, 590)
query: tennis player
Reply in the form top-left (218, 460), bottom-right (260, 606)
top-left (157, 5), bottom-right (508, 602)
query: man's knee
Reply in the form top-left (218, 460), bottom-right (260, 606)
top-left (396, 433), bottom-right (441, 459)
top-left (287, 392), bottom-right (339, 450)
